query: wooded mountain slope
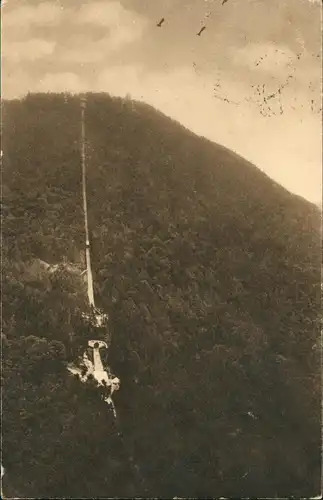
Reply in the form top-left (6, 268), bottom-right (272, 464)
top-left (2, 93), bottom-right (321, 498)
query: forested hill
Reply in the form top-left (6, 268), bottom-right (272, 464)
top-left (2, 92), bottom-right (321, 498)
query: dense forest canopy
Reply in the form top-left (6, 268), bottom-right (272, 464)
top-left (2, 92), bottom-right (321, 498)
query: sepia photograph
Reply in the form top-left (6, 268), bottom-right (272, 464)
top-left (1, 0), bottom-right (322, 498)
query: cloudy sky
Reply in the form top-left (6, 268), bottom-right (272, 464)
top-left (2, 0), bottom-right (322, 203)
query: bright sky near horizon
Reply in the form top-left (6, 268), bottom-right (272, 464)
top-left (2, 0), bottom-right (322, 204)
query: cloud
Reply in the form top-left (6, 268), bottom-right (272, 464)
top-left (73, 1), bottom-right (148, 49)
top-left (37, 72), bottom-right (86, 93)
top-left (3, 39), bottom-right (57, 63)
top-left (3, 1), bottom-right (147, 66)
top-left (58, 3), bottom-right (148, 64)
top-left (232, 43), bottom-right (297, 73)
top-left (3, 2), bottom-right (63, 28)
top-left (61, 41), bottom-right (109, 64)
top-left (60, 30), bottom-right (143, 64)
top-left (76, 1), bottom-right (143, 26)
